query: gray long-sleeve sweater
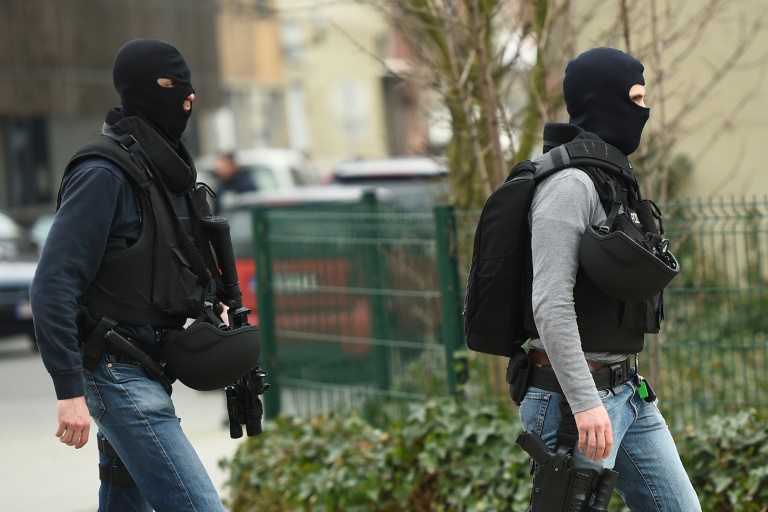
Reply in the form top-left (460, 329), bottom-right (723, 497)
top-left (528, 167), bottom-right (627, 413)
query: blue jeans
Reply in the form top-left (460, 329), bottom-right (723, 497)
top-left (83, 353), bottom-right (225, 512)
top-left (518, 378), bottom-right (701, 512)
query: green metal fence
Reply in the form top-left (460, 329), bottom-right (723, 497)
top-left (646, 198), bottom-right (768, 429)
top-left (455, 197), bottom-right (768, 431)
top-left (253, 195), bottom-right (460, 423)
top-left (254, 195), bottom-right (768, 431)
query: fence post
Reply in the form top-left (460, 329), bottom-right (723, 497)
top-left (361, 191), bottom-right (392, 393)
top-left (252, 206), bottom-right (280, 419)
top-left (434, 204), bottom-right (464, 393)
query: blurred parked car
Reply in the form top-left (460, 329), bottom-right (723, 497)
top-left (0, 210), bottom-right (38, 349)
top-left (196, 148), bottom-right (315, 212)
top-left (323, 156), bottom-right (451, 212)
top-left (223, 186), bottom-right (390, 260)
top-left (0, 209), bottom-right (27, 259)
top-left (29, 213), bottom-right (55, 253)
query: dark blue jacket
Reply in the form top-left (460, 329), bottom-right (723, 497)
top-left (30, 157), bottom-right (149, 399)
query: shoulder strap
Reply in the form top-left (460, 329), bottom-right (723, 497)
top-left (530, 138), bottom-right (643, 223)
top-left (503, 160), bottom-right (535, 184)
top-left (57, 130), bottom-right (152, 211)
top-left (532, 139), bottom-right (636, 186)
top-left (502, 139), bottom-right (637, 198)
top-left (497, 139), bottom-right (647, 244)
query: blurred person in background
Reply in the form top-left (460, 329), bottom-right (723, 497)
top-left (212, 151), bottom-right (256, 214)
top-left (30, 39), bottom-right (226, 511)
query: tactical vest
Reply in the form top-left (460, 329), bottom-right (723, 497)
top-left (535, 164), bottom-right (662, 354)
top-left (465, 133), bottom-right (666, 357)
top-left (61, 132), bottom-right (210, 329)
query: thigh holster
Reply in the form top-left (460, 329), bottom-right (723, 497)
top-left (97, 437), bottom-right (135, 486)
top-left (516, 429), bottom-right (619, 512)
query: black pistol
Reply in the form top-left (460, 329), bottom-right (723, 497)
top-left (516, 430), bottom-right (619, 512)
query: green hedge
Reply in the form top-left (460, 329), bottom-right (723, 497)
top-left (677, 411), bottom-right (768, 511)
top-left (222, 399), bottom-right (767, 512)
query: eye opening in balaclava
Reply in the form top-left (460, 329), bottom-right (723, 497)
top-left (563, 47), bottom-right (650, 156)
top-left (112, 38), bottom-right (195, 145)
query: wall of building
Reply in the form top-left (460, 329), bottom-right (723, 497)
top-left (276, 0), bottom-right (394, 172)
top-left (198, 0), bottom-right (287, 155)
top-left (0, 0), bottom-right (222, 220)
top-left (574, 0), bottom-right (768, 200)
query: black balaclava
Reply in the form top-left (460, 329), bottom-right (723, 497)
top-left (563, 47), bottom-right (649, 156)
top-left (112, 39), bottom-right (195, 145)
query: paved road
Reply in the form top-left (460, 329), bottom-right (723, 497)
top-left (0, 336), bottom-right (243, 512)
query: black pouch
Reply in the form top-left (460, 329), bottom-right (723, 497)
top-left (618, 291), bottom-right (663, 334)
top-left (506, 347), bottom-right (532, 406)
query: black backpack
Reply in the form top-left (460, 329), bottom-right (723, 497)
top-left (463, 137), bottom-right (638, 357)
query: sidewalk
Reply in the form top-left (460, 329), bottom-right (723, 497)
top-left (0, 338), bottom-right (245, 512)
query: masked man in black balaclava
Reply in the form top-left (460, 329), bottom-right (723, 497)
top-left (31, 39), bottom-right (227, 511)
top-left (514, 47), bottom-right (702, 511)
top-left (113, 38), bottom-right (196, 146)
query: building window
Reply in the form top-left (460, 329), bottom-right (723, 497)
top-left (2, 118), bottom-right (52, 209)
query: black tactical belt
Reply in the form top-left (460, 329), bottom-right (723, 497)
top-left (527, 358), bottom-right (634, 394)
top-left (102, 342), bottom-right (161, 366)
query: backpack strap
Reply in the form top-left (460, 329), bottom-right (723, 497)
top-left (57, 129), bottom-right (153, 211)
top-left (528, 137), bottom-right (642, 227)
top-left (533, 139), bottom-right (636, 185)
top-left (502, 138), bottom-right (638, 229)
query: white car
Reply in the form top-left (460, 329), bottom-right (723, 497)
top-left (0, 210), bottom-right (37, 348)
top-left (323, 156), bottom-right (451, 213)
top-left (0, 210), bottom-right (26, 259)
top-left (195, 148), bottom-right (315, 214)
top-left (29, 213), bottom-right (55, 253)
top-left (195, 148), bottom-right (314, 192)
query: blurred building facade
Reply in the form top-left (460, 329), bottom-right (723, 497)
top-left (0, 0), bottom-right (224, 222)
top-left (273, 0), bottom-right (429, 174)
top-left (0, 0), bottom-right (430, 220)
top-left (199, 0), bottom-right (432, 179)
top-left (198, 0), bottom-right (287, 155)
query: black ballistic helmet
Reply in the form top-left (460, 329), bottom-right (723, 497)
top-left (162, 322), bottom-right (261, 391)
top-left (579, 226), bottom-right (680, 303)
